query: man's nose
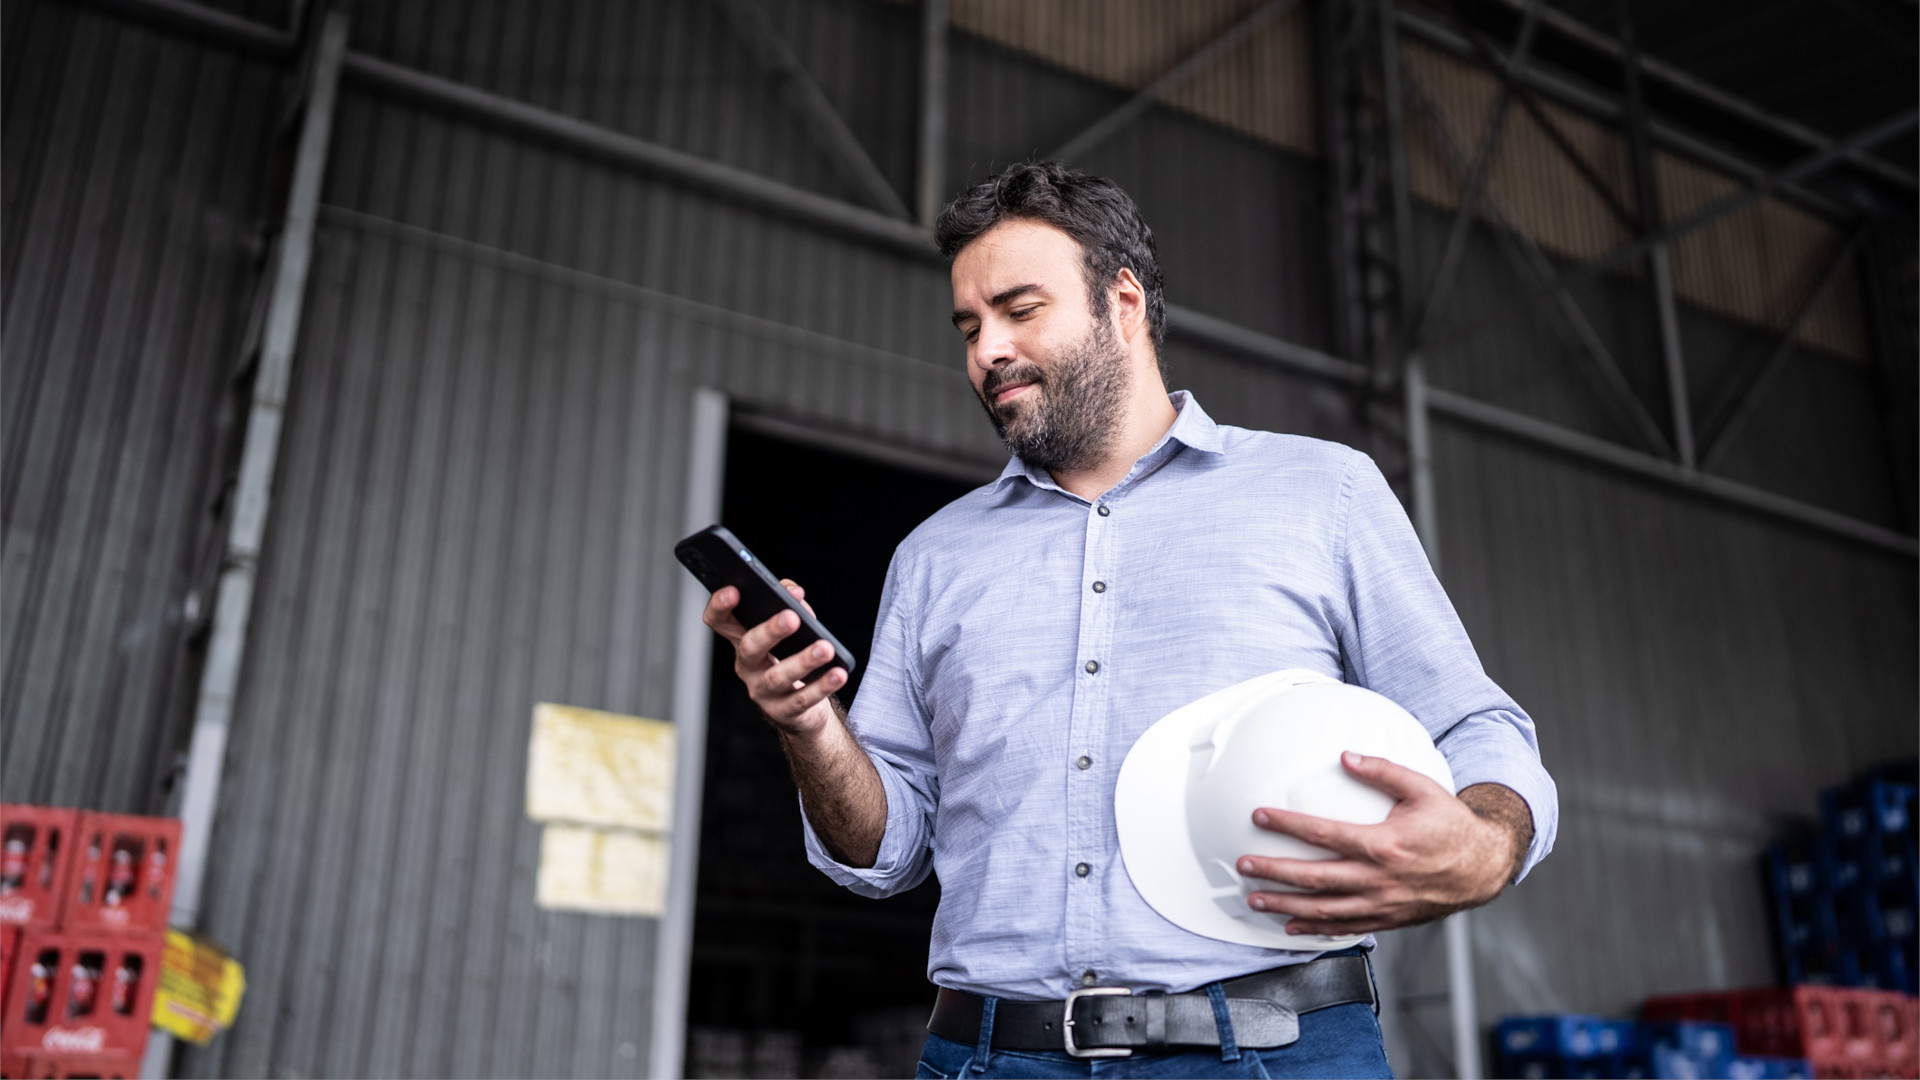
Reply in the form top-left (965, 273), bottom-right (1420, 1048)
top-left (973, 322), bottom-right (1017, 367)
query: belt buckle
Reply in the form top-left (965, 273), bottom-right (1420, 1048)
top-left (1063, 986), bottom-right (1132, 1059)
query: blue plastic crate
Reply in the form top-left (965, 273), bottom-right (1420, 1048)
top-left (1725, 1057), bottom-right (1813, 1080)
top-left (1495, 1053), bottom-right (1647, 1080)
top-left (1822, 779), bottom-right (1917, 843)
top-left (1644, 1042), bottom-right (1732, 1080)
top-left (1644, 1020), bottom-right (1736, 1062)
top-left (1766, 843), bottom-right (1822, 898)
top-left (1496, 1016), bottom-right (1629, 1059)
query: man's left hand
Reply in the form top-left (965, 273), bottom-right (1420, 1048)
top-left (1236, 752), bottom-right (1534, 937)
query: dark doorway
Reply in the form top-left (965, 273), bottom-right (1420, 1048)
top-left (687, 418), bottom-right (985, 1079)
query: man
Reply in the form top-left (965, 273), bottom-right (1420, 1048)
top-left (702, 162), bottom-right (1557, 1078)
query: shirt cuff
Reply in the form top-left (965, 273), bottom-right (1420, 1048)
top-left (800, 754), bottom-right (931, 898)
top-left (1438, 713), bottom-right (1559, 882)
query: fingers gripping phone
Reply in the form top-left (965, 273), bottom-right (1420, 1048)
top-left (675, 524), bottom-right (858, 686)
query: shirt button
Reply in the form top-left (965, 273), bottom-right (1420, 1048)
top-left (1075, 862), bottom-right (1090, 877)
top-left (1077, 755), bottom-right (1092, 770)
top-left (1084, 660), bottom-right (1100, 675)
top-left (1097, 504), bottom-right (1111, 517)
top-left (1081, 970), bottom-right (1098, 986)
top-left (1091, 580), bottom-right (1106, 593)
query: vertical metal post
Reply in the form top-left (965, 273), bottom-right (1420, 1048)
top-left (1381, 3), bottom-right (1477, 1076)
top-left (916, 0), bottom-right (949, 228)
top-left (1616, 0), bottom-right (1694, 467)
top-left (144, 10), bottom-right (349, 1078)
top-left (651, 387), bottom-right (729, 1080)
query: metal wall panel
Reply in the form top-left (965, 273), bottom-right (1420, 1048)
top-left (1434, 418), bottom-right (1917, 1018)
top-left (0, 0), bottom-right (280, 811)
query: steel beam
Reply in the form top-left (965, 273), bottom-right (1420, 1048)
top-left (1048, 0), bottom-right (1303, 163)
top-left (1483, 0), bottom-right (1918, 192)
top-left (1396, 9), bottom-right (1855, 224)
top-left (341, 51), bottom-right (936, 255)
top-left (1402, 60), bottom-right (1676, 458)
top-left (1698, 230), bottom-right (1868, 470)
top-left (917, 0), bottom-right (949, 226)
top-left (1466, 32), bottom-right (1640, 230)
top-left (1428, 387), bottom-right (1918, 557)
top-left (1404, 1), bottom-right (1539, 351)
top-left (653, 387), bottom-right (730, 1080)
top-left (1432, 106), bottom-right (1918, 348)
top-left (715, 0), bottom-right (911, 219)
top-left (148, 10), bottom-right (348, 1077)
top-left (1616, 0), bottom-right (1694, 466)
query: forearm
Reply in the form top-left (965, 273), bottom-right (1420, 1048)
top-left (1459, 782), bottom-right (1533, 891)
top-left (779, 697), bottom-right (889, 868)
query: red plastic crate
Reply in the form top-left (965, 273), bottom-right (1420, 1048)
top-left (13, 1054), bottom-right (138, 1079)
top-left (59, 814), bottom-right (179, 936)
top-left (0, 807), bottom-right (78, 932)
top-left (1866, 991), bottom-right (1918, 1070)
top-left (3, 931), bottom-right (162, 1059)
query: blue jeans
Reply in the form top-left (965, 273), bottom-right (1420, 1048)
top-left (912, 956), bottom-right (1393, 1079)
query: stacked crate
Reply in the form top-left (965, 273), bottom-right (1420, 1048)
top-left (0, 806), bottom-right (180, 1079)
top-left (1646, 987), bottom-right (1917, 1079)
top-left (1767, 765), bottom-right (1919, 993)
top-left (1492, 1015), bottom-right (1817, 1079)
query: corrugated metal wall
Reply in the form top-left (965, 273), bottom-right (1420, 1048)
top-left (1, 0), bottom-right (281, 811)
top-left (2, 0), bottom-right (1911, 1076)
top-left (1436, 420), bottom-right (1917, 1016)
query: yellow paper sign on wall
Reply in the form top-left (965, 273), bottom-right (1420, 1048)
top-left (535, 822), bottom-right (670, 917)
top-left (151, 929), bottom-right (246, 1046)
top-left (525, 703), bottom-right (675, 832)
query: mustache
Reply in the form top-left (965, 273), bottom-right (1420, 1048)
top-left (980, 363), bottom-right (1047, 401)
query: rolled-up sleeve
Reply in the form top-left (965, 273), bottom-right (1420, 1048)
top-left (801, 552), bottom-right (939, 897)
top-left (1335, 451), bottom-right (1560, 880)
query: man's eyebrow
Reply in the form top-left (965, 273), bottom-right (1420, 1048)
top-left (951, 283), bottom-right (1046, 328)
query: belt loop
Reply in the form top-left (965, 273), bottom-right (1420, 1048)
top-left (971, 995), bottom-right (998, 1073)
top-left (1205, 982), bottom-right (1241, 1063)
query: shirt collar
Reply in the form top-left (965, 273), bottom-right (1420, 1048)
top-left (992, 390), bottom-right (1225, 491)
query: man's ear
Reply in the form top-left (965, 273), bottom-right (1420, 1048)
top-left (1112, 267), bottom-right (1149, 343)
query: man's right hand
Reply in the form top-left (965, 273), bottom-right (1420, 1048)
top-left (702, 579), bottom-right (848, 737)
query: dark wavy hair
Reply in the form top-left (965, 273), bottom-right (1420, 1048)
top-left (934, 161), bottom-right (1166, 352)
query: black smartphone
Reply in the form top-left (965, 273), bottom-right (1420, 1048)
top-left (674, 524), bottom-right (858, 685)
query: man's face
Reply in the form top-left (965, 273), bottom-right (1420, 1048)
top-left (949, 220), bottom-right (1131, 472)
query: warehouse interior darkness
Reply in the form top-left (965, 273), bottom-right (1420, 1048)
top-left (688, 419), bottom-right (982, 1078)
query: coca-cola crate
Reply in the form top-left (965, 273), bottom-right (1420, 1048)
top-left (60, 814), bottom-right (179, 936)
top-left (3, 931), bottom-right (161, 1059)
top-left (0, 1052), bottom-right (27, 1079)
top-left (1865, 992), bottom-right (1918, 1074)
top-left (12, 1054), bottom-right (138, 1080)
top-left (0, 807), bottom-right (77, 932)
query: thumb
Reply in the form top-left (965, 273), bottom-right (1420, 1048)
top-left (1341, 751), bottom-right (1441, 803)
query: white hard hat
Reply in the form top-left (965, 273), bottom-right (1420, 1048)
top-left (1115, 669), bottom-right (1455, 951)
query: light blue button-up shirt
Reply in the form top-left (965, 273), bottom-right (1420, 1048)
top-left (804, 392), bottom-right (1557, 1000)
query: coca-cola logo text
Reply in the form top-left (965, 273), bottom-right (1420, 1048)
top-left (42, 1027), bottom-right (107, 1053)
top-left (0, 896), bottom-right (32, 923)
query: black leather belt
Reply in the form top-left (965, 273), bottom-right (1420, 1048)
top-left (926, 955), bottom-right (1375, 1058)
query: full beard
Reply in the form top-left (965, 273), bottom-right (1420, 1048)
top-left (975, 320), bottom-right (1131, 474)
